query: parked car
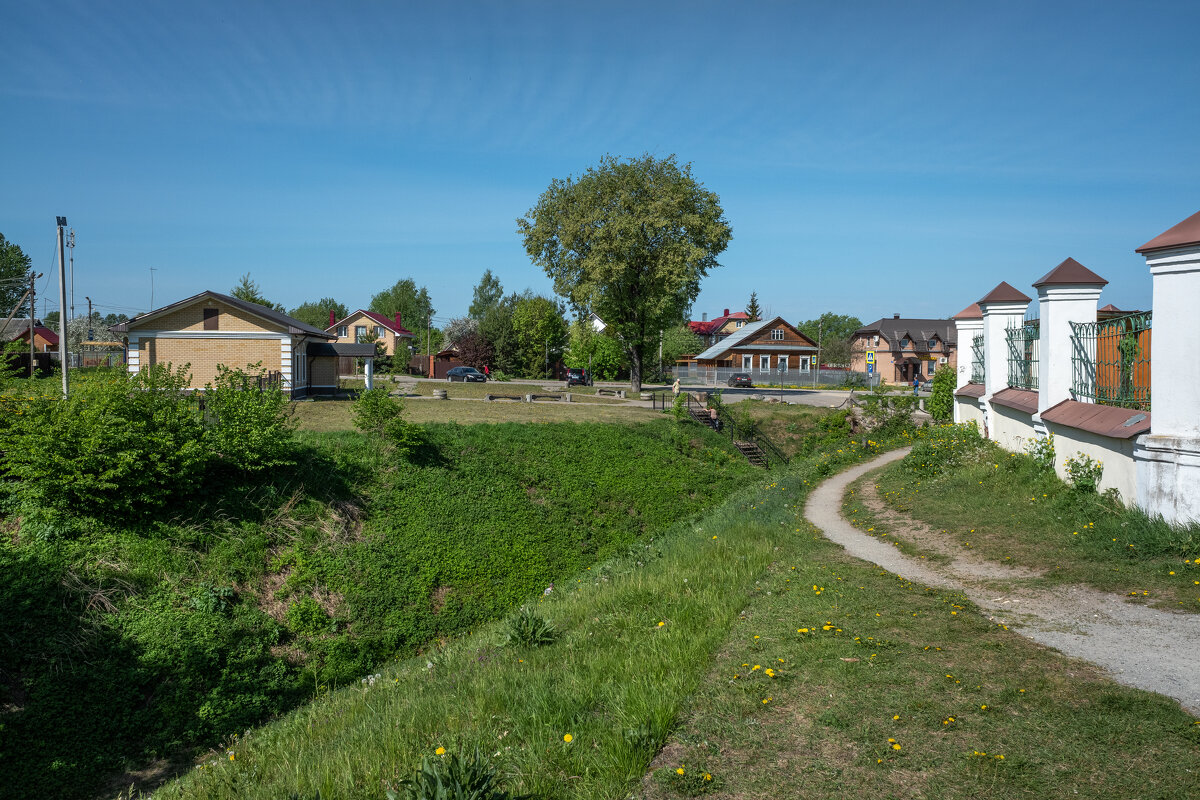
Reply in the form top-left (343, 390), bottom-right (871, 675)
top-left (727, 373), bottom-right (752, 387)
top-left (446, 366), bottom-right (486, 382)
top-left (566, 368), bottom-right (592, 387)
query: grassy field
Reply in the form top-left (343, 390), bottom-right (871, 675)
top-left (292, 396), bottom-right (657, 430)
top-left (863, 429), bottom-right (1200, 611)
top-left (150, 434), bottom-right (1200, 800)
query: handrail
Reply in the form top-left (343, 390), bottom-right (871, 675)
top-left (685, 391), bottom-right (789, 466)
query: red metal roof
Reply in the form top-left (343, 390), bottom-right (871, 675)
top-left (1136, 209), bottom-right (1200, 254)
top-left (1041, 399), bottom-right (1151, 439)
top-left (990, 387), bottom-right (1039, 414)
top-left (978, 281), bottom-right (1032, 305)
top-left (952, 303), bottom-right (982, 320)
top-left (955, 383), bottom-right (985, 399)
top-left (1032, 257), bottom-right (1108, 288)
top-left (1098, 303), bottom-right (1121, 312)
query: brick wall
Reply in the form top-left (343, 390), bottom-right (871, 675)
top-left (140, 337), bottom-right (281, 388)
top-left (153, 299), bottom-right (276, 333)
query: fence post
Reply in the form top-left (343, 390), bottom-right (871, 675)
top-left (952, 305), bottom-right (983, 424)
top-left (1033, 259), bottom-right (1106, 431)
top-left (978, 282), bottom-right (1031, 437)
top-left (1133, 210), bottom-right (1200, 525)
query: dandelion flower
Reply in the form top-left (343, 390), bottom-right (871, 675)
top-left (676, 767), bottom-right (685, 775)
top-left (435, 747), bottom-right (446, 755)
top-left (563, 734), bottom-right (573, 743)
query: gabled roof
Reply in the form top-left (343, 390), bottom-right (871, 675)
top-left (688, 310), bottom-right (752, 336)
top-left (1032, 257), bottom-right (1107, 288)
top-left (854, 317), bottom-right (959, 346)
top-left (111, 291), bottom-right (334, 339)
top-left (1099, 303), bottom-right (1121, 313)
top-left (692, 317), bottom-right (815, 361)
top-left (1136, 209), bottom-right (1200, 254)
top-left (0, 318), bottom-right (36, 342)
top-left (330, 310), bottom-right (415, 337)
top-left (978, 281), bottom-right (1031, 305)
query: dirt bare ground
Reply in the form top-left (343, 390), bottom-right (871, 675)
top-left (805, 449), bottom-right (1200, 716)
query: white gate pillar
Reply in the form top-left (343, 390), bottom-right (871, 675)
top-left (1134, 210), bottom-right (1200, 525)
top-left (951, 304), bottom-right (982, 424)
top-left (1032, 258), bottom-right (1107, 420)
top-left (977, 282), bottom-right (1031, 434)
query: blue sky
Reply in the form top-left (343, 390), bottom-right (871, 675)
top-left (2, 0), bottom-right (1196, 328)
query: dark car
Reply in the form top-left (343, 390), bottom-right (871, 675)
top-left (727, 373), bottom-right (752, 387)
top-left (566, 368), bottom-right (592, 387)
top-left (446, 366), bottom-right (486, 382)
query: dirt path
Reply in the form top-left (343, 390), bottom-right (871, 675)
top-left (805, 449), bottom-right (1200, 716)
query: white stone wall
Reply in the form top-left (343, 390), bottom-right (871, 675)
top-left (990, 405), bottom-right (1037, 454)
top-left (1045, 424), bottom-right (1140, 504)
top-left (955, 397), bottom-right (984, 429)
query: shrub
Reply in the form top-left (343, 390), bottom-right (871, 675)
top-left (352, 386), bottom-right (424, 457)
top-left (670, 391), bottom-right (688, 421)
top-left (0, 364), bottom-right (207, 524)
top-left (927, 365), bottom-right (955, 421)
top-left (901, 422), bottom-right (986, 478)
top-left (286, 596), bottom-right (332, 636)
top-left (203, 364), bottom-right (296, 475)
top-left (1064, 452), bottom-right (1103, 493)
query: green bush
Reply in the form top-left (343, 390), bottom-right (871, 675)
top-left (0, 364), bottom-right (207, 524)
top-left (900, 422), bottom-right (986, 478)
top-left (352, 386), bottom-right (424, 457)
top-left (927, 365), bottom-right (955, 421)
top-left (203, 364), bottom-right (296, 475)
top-left (1024, 433), bottom-right (1056, 474)
top-left (1064, 452), bottom-right (1103, 493)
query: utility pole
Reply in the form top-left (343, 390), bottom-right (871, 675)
top-left (86, 296), bottom-right (93, 342)
top-left (29, 272), bottom-right (36, 377)
top-left (56, 216), bottom-right (70, 398)
top-left (68, 228), bottom-right (75, 325)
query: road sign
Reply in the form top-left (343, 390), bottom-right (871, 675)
top-left (867, 363), bottom-right (874, 376)
top-left (865, 350), bottom-right (875, 365)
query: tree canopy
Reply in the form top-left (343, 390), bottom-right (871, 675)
top-left (369, 278), bottom-right (434, 335)
top-left (518, 154), bottom-right (731, 391)
top-left (468, 269), bottom-right (504, 319)
top-left (797, 312), bottom-right (863, 367)
top-left (230, 273), bottom-right (285, 312)
top-left (1, 233), bottom-right (33, 315)
top-left (289, 298), bottom-right (348, 330)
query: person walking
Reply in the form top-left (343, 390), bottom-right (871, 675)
top-left (671, 377), bottom-right (680, 397)
top-left (913, 375), bottom-right (919, 396)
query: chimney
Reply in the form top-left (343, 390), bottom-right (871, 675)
top-left (329, 309), bottom-right (336, 327)
top-left (702, 312), bottom-right (708, 322)
top-left (723, 308), bottom-right (730, 317)
top-left (893, 313), bottom-right (900, 319)
top-left (394, 312), bottom-right (403, 331)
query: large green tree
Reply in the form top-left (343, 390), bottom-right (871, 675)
top-left (511, 295), bottom-right (568, 378)
top-left (289, 297), bottom-right (348, 330)
top-left (518, 154), bottom-right (732, 391)
top-left (230, 273), bottom-right (285, 311)
top-left (1, 233), bottom-right (33, 315)
top-left (468, 269), bottom-right (504, 319)
top-left (564, 317), bottom-right (627, 380)
top-left (797, 312), bottom-right (863, 367)
top-left (369, 278), bottom-right (434, 339)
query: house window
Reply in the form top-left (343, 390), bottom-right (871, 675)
top-left (873, 335), bottom-right (879, 346)
top-left (900, 337), bottom-right (910, 349)
top-left (354, 325), bottom-right (367, 342)
top-left (778, 356), bottom-right (789, 372)
top-left (771, 328), bottom-right (785, 341)
top-left (736, 320), bottom-right (744, 328)
top-left (742, 354), bottom-right (752, 370)
top-left (800, 356), bottom-right (811, 371)
top-left (375, 326), bottom-right (385, 338)
top-left (337, 325), bottom-right (348, 338)
top-left (928, 360), bottom-right (937, 375)
top-left (759, 355), bottom-right (770, 372)
top-left (203, 308), bottom-right (219, 330)
top-left (928, 339), bottom-right (937, 350)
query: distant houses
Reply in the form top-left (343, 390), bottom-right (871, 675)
top-left (849, 314), bottom-right (959, 385)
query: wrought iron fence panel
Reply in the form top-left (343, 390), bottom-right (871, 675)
top-left (1070, 312), bottom-right (1151, 410)
top-left (1006, 322), bottom-right (1039, 390)
top-left (970, 334), bottom-right (985, 384)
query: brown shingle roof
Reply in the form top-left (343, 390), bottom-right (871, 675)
top-left (1041, 399), bottom-right (1151, 439)
top-left (1032, 257), bottom-right (1108, 288)
top-left (1136, 209), bottom-right (1200, 254)
top-left (978, 281), bottom-right (1031, 305)
top-left (952, 303), bottom-right (982, 320)
top-left (853, 317), bottom-right (958, 346)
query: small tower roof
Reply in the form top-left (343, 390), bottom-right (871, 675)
top-left (951, 303), bottom-right (982, 320)
top-left (977, 281), bottom-right (1031, 305)
top-left (1032, 257), bottom-right (1107, 288)
top-left (1136, 209), bottom-right (1200, 254)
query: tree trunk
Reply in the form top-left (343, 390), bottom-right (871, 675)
top-left (629, 345), bottom-right (642, 393)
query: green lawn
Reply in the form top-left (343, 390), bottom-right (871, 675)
top-left (292, 396), bottom-right (657, 431)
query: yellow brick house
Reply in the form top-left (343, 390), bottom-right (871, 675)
top-left (111, 291), bottom-right (375, 398)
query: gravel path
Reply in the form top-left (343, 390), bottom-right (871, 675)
top-left (805, 449), bottom-right (1200, 715)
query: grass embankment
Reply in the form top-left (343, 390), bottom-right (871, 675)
top-left (0, 419), bottom-right (752, 799)
top-left (156, 435), bottom-right (1200, 800)
top-left (293, 396), bottom-right (655, 431)
top-left (863, 427), bottom-right (1200, 610)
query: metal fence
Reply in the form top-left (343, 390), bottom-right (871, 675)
top-left (1070, 311), bottom-right (1151, 411)
top-left (1006, 322), bottom-right (1039, 390)
top-left (970, 334), bottom-right (985, 384)
top-left (671, 366), bottom-right (876, 388)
